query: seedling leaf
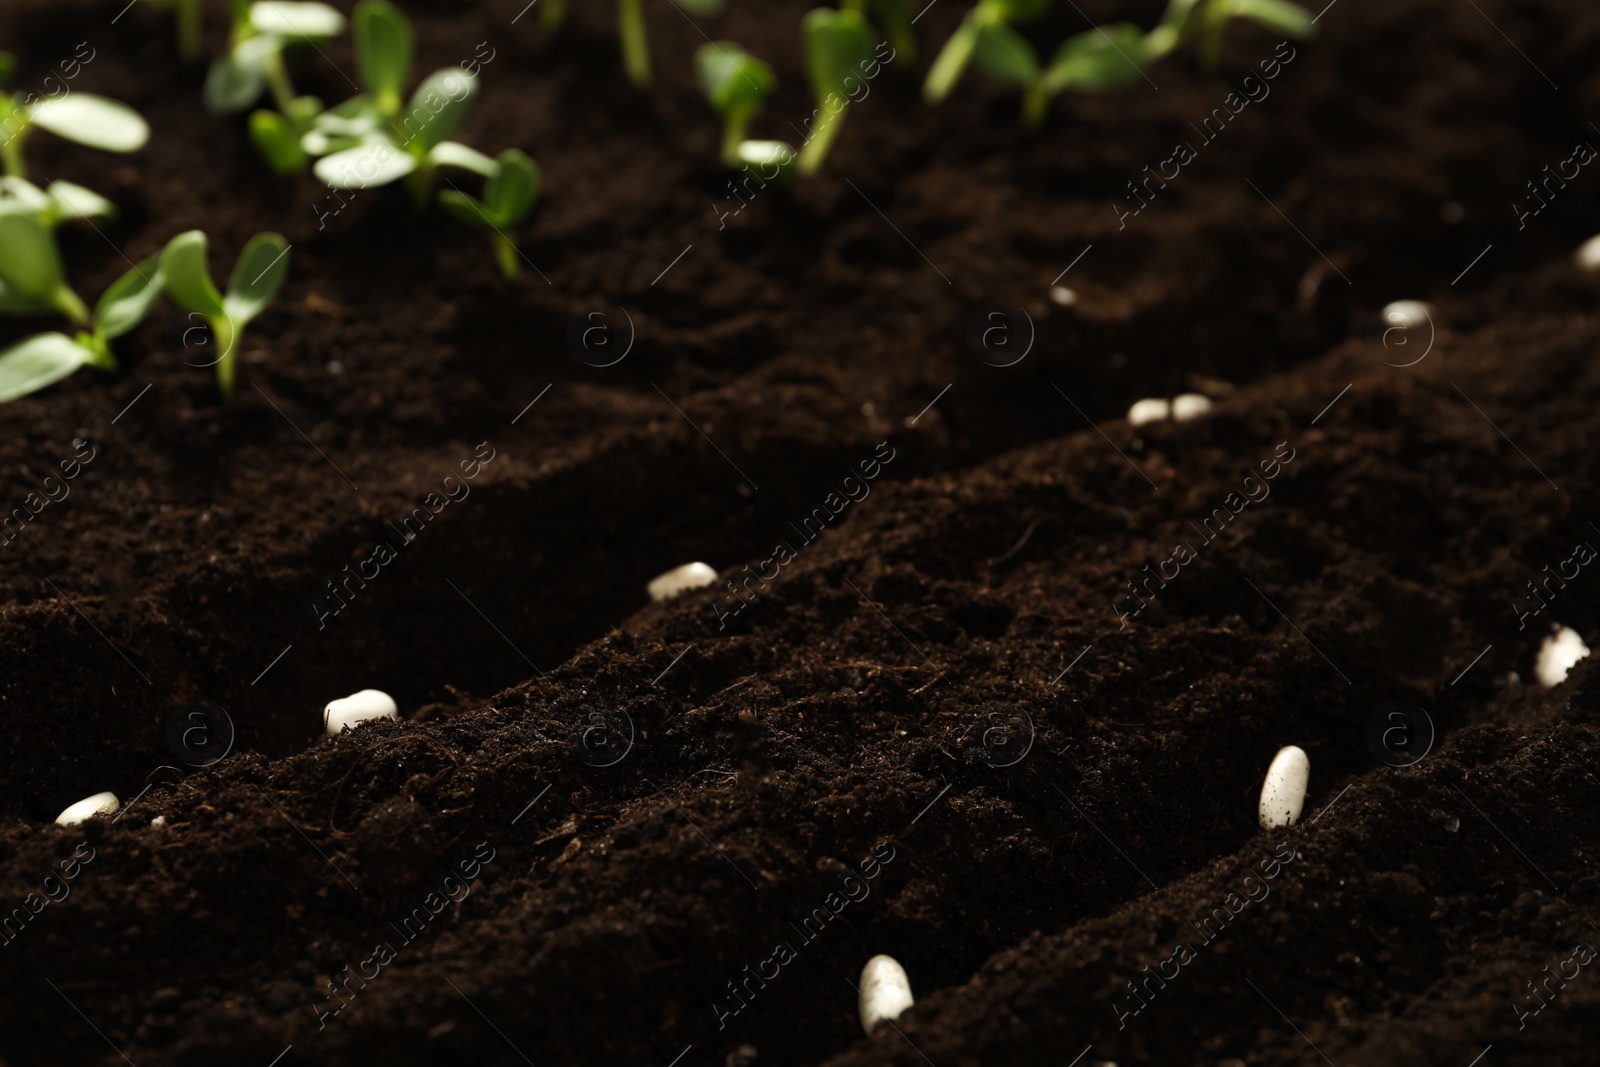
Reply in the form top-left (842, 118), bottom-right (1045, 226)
top-left (1043, 23), bottom-right (1147, 92)
top-left (313, 139), bottom-right (417, 187)
top-left (249, 109), bottom-right (307, 173)
top-left (989, 0), bottom-right (1051, 21)
top-left (0, 204), bottom-right (67, 304)
top-left (0, 281), bottom-right (54, 314)
top-left (972, 21), bottom-right (1039, 86)
top-left (94, 254), bottom-right (165, 340)
top-left (46, 181), bottom-right (116, 222)
top-left (300, 128), bottom-right (363, 156)
top-left (0, 333), bottom-right (94, 402)
top-left (160, 230), bottom-right (226, 320)
top-left (1233, 0), bottom-right (1316, 38)
top-left (354, 0), bottom-right (413, 116)
top-left (402, 67), bottom-right (478, 151)
top-left (249, 1), bottom-right (347, 38)
top-left (429, 141), bottom-right (496, 175)
top-left (0, 176), bottom-right (51, 215)
top-left (204, 36), bottom-right (279, 114)
top-left (317, 94), bottom-right (383, 131)
top-left (803, 8), bottom-right (876, 104)
top-left (696, 42), bottom-right (776, 115)
top-left (483, 149), bottom-right (540, 226)
top-left (285, 95), bottom-right (324, 125)
top-left (28, 94), bottom-right (150, 152)
top-left (224, 232), bottom-right (290, 327)
top-left (885, 0), bottom-right (921, 57)
top-left (436, 189), bottom-right (486, 228)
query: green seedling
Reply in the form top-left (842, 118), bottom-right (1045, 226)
top-left (1145, 0), bottom-right (1314, 69)
top-left (438, 149), bottom-right (542, 279)
top-left (159, 230), bottom-right (290, 401)
top-left (302, 0), bottom-right (496, 204)
top-left (0, 60), bottom-right (148, 179)
top-left (695, 42), bottom-right (776, 167)
top-left (797, 8), bottom-right (876, 175)
top-left (0, 205), bottom-right (164, 402)
top-left (841, 0), bottom-right (917, 61)
top-left (964, 20), bottom-right (1146, 126)
top-left (617, 0), bottom-right (726, 88)
top-left (204, 0), bottom-right (346, 174)
top-left (923, 0), bottom-right (1049, 104)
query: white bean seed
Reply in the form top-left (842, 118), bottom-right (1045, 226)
top-left (1171, 393), bottom-right (1213, 421)
top-left (859, 954), bottom-right (914, 1036)
top-left (647, 562), bottom-right (719, 602)
top-left (1127, 398), bottom-right (1170, 426)
top-left (324, 689), bottom-right (399, 735)
top-left (1381, 300), bottom-right (1434, 331)
top-left (1258, 745), bottom-right (1309, 830)
top-left (1535, 625), bottom-right (1590, 688)
top-left (55, 791), bottom-right (119, 827)
top-left (1576, 235), bottom-right (1600, 272)
top-left (1049, 285), bottom-right (1077, 307)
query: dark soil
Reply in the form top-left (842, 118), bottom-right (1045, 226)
top-left (2, 0), bottom-right (1600, 1064)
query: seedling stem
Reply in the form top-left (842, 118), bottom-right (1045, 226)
top-left (264, 51), bottom-right (296, 114)
top-left (0, 128), bottom-right (24, 179)
top-left (403, 160), bottom-right (435, 208)
top-left (619, 0), bottom-right (651, 88)
top-left (492, 232), bottom-right (519, 279)
top-left (723, 114), bottom-right (751, 167)
top-left (56, 288), bottom-right (88, 324)
top-left (176, 0), bottom-right (203, 63)
top-left (797, 113), bottom-right (841, 176)
top-left (1199, 0), bottom-right (1231, 70)
top-left (1023, 82), bottom-right (1047, 127)
top-left (213, 315), bottom-right (239, 400)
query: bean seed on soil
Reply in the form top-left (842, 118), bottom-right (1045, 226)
top-left (859, 954), bottom-right (914, 1035)
top-left (55, 791), bottom-right (119, 826)
top-left (1126, 398), bottom-right (1170, 426)
top-left (323, 689), bottom-right (399, 734)
top-left (647, 562), bottom-right (719, 602)
top-left (1258, 746), bottom-right (1309, 830)
top-left (1535, 625), bottom-right (1590, 687)
top-left (1381, 300), bottom-right (1433, 330)
top-left (1171, 393), bottom-right (1213, 421)
top-left (1576, 235), bottom-right (1600, 271)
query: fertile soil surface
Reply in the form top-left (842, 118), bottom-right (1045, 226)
top-left (2, 0), bottom-right (1600, 1064)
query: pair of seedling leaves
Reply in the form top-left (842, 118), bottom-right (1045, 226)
top-left (696, 8), bottom-right (880, 177)
top-left (0, 215), bottom-right (288, 404)
top-left (928, 0), bottom-right (1314, 125)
